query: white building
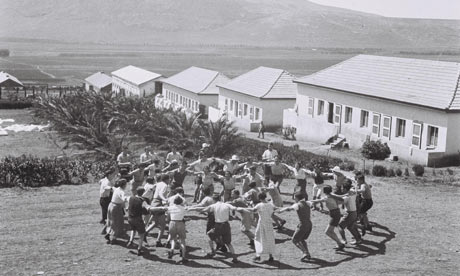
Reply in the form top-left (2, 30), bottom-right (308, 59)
top-left (157, 66), bottom-right (230, 117)
top-left (283, 55), bottom-right (460, 166)
top-left (111, 65), bottom-right (162, 97)
top-left (210, 66), bottom-right (297, 131)
top-left (84, 72), bottom-right (112, 93)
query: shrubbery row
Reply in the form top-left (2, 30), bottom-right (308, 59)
top-left (0, 155), bottom-right (113, 188)
top-left (371, 164), bottom-right (425, 177)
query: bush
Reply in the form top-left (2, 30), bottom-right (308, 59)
top-left (386, 168), bottom-right (396, 177)
top-left (339, 161), bottom-right (355, 171)
top-left (0, 155), bottom-right (112, 188)
top-left (361, 140), bottom-right (391, 160)
top-left (412, 164), bottom-right (424, 176)
top-left (395, 168), bottom-right (403, 176)
top-left (372, 165), bottom-right (387, 177)
top-left (0, 100), bottom-right (33, 109)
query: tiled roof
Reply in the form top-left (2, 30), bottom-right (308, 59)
top-left (85, 72), bottom-right (112, 88)
top-left (296, 55), bottom-right (460, 111)
top-left (111, 65), bottom-right (162, 86)
top-left (218, 66), bottom-right (297, 99)
top-left (162, 66), bottom-right (229, 94)
top-left (0, 71), bottom-right (23, 86)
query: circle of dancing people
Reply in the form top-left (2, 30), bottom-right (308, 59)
top-left (98, 142), bottom-right (374, 264)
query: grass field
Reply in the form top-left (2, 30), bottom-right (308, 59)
top-left (1, 175), bottom-right (459, 276)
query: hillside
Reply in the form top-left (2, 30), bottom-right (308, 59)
top-left (0, 0), bottom-right (459, 48)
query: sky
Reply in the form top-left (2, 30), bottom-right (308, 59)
top-left (310, 0), bottom-right (460, 20)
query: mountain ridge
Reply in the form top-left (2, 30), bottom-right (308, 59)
top-left (0, 0), bottom-right (459, 48)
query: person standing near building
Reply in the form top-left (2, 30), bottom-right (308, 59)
top-left (277, 193), bottom-right (313, 261)
top-left (258, 121), bottom-right (265, 139)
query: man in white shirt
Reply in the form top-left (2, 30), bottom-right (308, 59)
top-left (261, 142), bottom-right (279, 182)
top-left (99, 169), bottom-right (115, 226)
top-left (201, 195), bottom-right (238, 263)
top-left (145, 174), bottom-right (170, 247)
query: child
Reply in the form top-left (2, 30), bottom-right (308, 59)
top-left (127, 187), bottom-right (149, 255)
top-left (214, 171), bottom-right (244, 202)
top-left (228, 190), bottom-right (255, 247)
top-left (261, 180), bottom-right (286, 231)
top-left (354, 174), bottom-right (373, 235)
top-left (277, 193), bottom-right (313, 261)
top-left (312, 169), bottom-right (325, 211)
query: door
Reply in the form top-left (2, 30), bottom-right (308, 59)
top-left (328, 102), bottom-right (334, 123)
top-left (334, 104), bottom-right (342, 134)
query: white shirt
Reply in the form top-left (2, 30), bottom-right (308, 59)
top-left (142, 183), bottom-right (156, 201)
top-left (262, 149), bottom-right (278, 161)
top-left (153, 181), bottom-right (168, 202)
top-left (140, 152), bottom-right (158, 163)
top-left (168, 194), bottom-right (185, 206)
top-left (205, 202), bottom-right (236, 223)
top-left (111, 187), bottom-right (128, 204)
top-left (168, 204), bottom-right (186, 221)
top-left (117, 153), bottom-right (130, 164)
top-left (99, 177), bottom-right (112, 197)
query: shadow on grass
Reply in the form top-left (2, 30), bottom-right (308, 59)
top-left (300, 221), bottom-right (396, 270)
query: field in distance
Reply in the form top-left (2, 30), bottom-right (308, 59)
top-left (1, 40), bottom-right (459, 86)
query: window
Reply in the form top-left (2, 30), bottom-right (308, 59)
top-left (175, 94), bottom-right (178, 103)
top-left (427, 126), bottom-right (438, 148)
top-left (396, 119), bottom-right (406, 137)
top-left (243, 104), bottom-right (248, 116)
top-left (238, 102), bottom-right (243, 117)
top-left (234, 101), bottom-right (239, 117)
top-left (180, 95), bottom-right (183, 105)
top-left (382, 116), bottom-right (391, 138)
top-left (250, 106), bottom-right (254, 120)
top-left (317, 100), bottom-right (324, 115)
top-left (230, 99), bottom-right (234, 111)
top-left (307, 98), bottom-right (314, 116)
top-left (360, 110), bottom-right (369, 127)
top-left (255, 108), bottom-right (260, 121)
top-left (334, 105), bottom-right (341, 124)
top-left (412, 123), bottom-right (422, 147)
top-left (344, 107), bottom-right (353, 123)
top-left (195, 101), bottom-right (199, 111)
top-left (372, 114), bottom-right (380, 135)
top-left (224, 98), bottom-right (228, 110)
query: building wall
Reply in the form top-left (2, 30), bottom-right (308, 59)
top-left (85, 82), bottom-right (112, 93)
top-left (162, 83), bottom-right (218, 116)
top-left (293, 84), bottom-right (450, 165)
top-left (219, 87), bottom-right (295, 131)
top-left (112, 76), bottom-right (157, 97)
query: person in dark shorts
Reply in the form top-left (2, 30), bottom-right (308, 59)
top-left (330, 182), bottom-right (363, 245)
top-left (277, 192), bottom-right (313, 261)
top-left (355, 174), bottom-right (374, 235)
top-left (310, 185), bottom-right (346, 250)
top-left (201, 194), bottom-right (238, 263)
top-left (187, 188), bottom-right (216, 246)
top-left (127, 187), bottom-right (149, 255)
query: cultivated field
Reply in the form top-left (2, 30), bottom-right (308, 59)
top-left (1, 110), bottom-right (460, 276)
top-left (1, 40), bottom-right (459, 86)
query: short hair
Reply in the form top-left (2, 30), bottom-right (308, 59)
top-left (154, 169), bottom-right (161, 174)
top-left (268, 142), bottom-right (274, 147)
top-left (294, 192), bottom-right (305, 201)
top-left (174, 196), bottom-right (183, 205)
top-left (249, 181), bottom-right (257, 188)
top-left (104, 169), bottom-right (114, 177)
top-left (225, 171), bottom-right (232, 176)
top-left (115, 179), bottom-right (127, 188)
top-left (146, 177), bottom-right (155, 184)
top-left (258, 192), bottom-right (267, 201)
top-left (161, 174), bottom-right (170, 182)
top-left (356, 174), bottom-right (365, 182)
top-left (212, 194), bottom-right (221, 202)
top-left (136, 187), bottom-right (145, 196)
top-left (232, 190), bottom-right (240, 196)
top-left (249, 166), bottom-right (257, 171)
top-left (295, 162), bottom-right (302, 168)
top-left (202, 188), bottom-right (212, 196)
top-left (323, 185), bottom-right (332, 194)
top-left (174, 187), bottom-right (184, 194)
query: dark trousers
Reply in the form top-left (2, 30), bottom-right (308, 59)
top-left (100, 197), bottom-right (111, 221)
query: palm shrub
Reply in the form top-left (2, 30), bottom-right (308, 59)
top-left (198, 117), bottom-right (241, 158)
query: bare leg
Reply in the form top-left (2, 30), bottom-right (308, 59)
top-left (338, 226), bottom-right (347, 242)
top-left (301, 240), bottom-right (310, 255)
top-left (242, 229), bottom-right (255, 241)
top-left (180, 238), bottom-right (187, 260)
top-left (293, 240), bottom-right (306, 254)
top-left (138, 233), bottom-right (145, 252)
top-left (325, 225), bottom-right (344, 245)
top-left (226, 243), bottom-right (237, 261)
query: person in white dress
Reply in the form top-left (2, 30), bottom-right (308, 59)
top-left (238, 192), bottom-right (276, 263)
